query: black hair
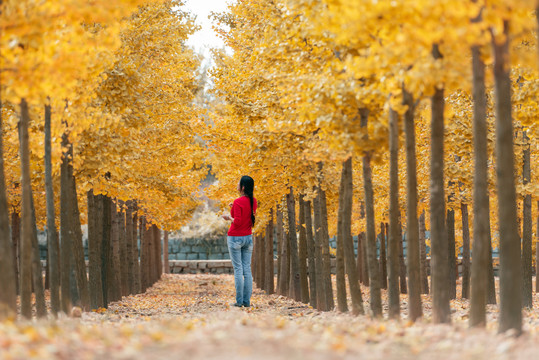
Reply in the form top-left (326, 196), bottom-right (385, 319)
top-left (240, 175), bottom-right (255, 227)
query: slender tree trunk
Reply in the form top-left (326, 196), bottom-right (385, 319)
top-left (119, 207), bottom-right (128, 296)
top-left (101, 195), bottom-right (112, 305)
top-left (357, 233), bottom-right (364, 284)
top-left (163, 230), bottom-right (169, 274)
top-left (298, 198), bottom-right (309, 303)
top-left (361, 232), bottom-right (369, 286)
top-left (398, 220), bottom-right (407, 295)
top-left (379, 222), bottom-right (387, 290)
top-left (287, 187), bottom-right (301, 301)
top-left (88, 191), bottom-right (104, 309)
top-left (265, 210), bottom-right (275, 295)
top-left (0, 101), bottom-right (16, 319)
top-left (313, 190), bottom-right (327, 311)
top-left (419, 211), bottom-right (429, 294)
top-left (492, 22), bottom-right (522, 334)
top-left (18, 99), bottom-right (44, 318)
top-left (43, 103), bottom-right (60, 315)
top-left (319, 187), bottom-right (335, 310)
top-left (430, 44), bottom-right (451, 324)
top-left (303, 199), bottom-right (317, 308)
top-left (403, 91), bottom-right (422, 320)
top-left (461, 203), bottom-right (471, 299)
top-left (342, 158), bottom-right (364, 315)
top-left (336, 166), bottom-right (348, 312)
top-left (11, 212), bottom-right (20, 295)
top-left (276, 207), bottom-right (282, 293)
top-left (125, 201), bottom-right (135, 291)
top-left (361, 109), bottom-right (382, 317)
top-left (30, 193), bottom-right (47, 317)
top-left (447, 203), bottom-right (457, 300)
top-left (521, 132), bottom-right (532, 308)
top-left (139, 217), bottom-right (147, 291)
top-left (153, 225), bottom-right (161, 282)
top-left (110, 201), bottom-right (122, 301)
top-left (258, 229), bottom-right (266, 290)
top-left (131, 202), bottom-right (140, 294)
top-left (68, 162), bottom-right (90, 311)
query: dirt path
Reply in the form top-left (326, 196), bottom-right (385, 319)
top-left (1, 274), bottom-right (538, 359)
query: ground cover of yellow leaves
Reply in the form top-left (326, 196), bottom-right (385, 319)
top-left (1, 274), bottom-right (539, 359)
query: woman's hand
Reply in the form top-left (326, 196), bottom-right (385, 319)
top-left (222, 214), bottom-right (233, 221)
top-left (228, 202), bottom-right (233, 208)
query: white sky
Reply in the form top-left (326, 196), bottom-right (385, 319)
top-left (184, 0), bottom-right (231, 54)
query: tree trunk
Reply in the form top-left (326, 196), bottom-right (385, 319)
top-left (319, 187), bottom-right (335, 310)
top-left (276, 207), bottom-right (282, 293)
top-left (419, 211), bottom-right (429, 294)
top-left (68, 162), bottom-right (90, 311)
top-left (447, 203), bottom-right (457, 300)
top-left (379, 222), bottom-right (387, 290)
top-left (360, 232), bottom-right (369, 286)
top-left (342, 158), bottom-right (364, 315)
top-left (356, 233), bottom-right (364, 284)
top-left (361, 109), bottom-right (382, 317)
top-left (258, 229), bottom-right (266, 290)
top-left (110, 201), bottom-right (122, 301)
top-left (88, 190), bottom-right (104, 309)
top-left (163, 230), bottom-right (169, 274)
top-left (119, 207), bottom-right (129, 296)
top-left (18, 99), bottom-right (45, 318)
top-left (492, 22), bottom-right (522, 334)
top-left (403, 90), bottom-right (422, 320)
top-left (461, 203), bottom-right (471, 299)
top-left (139, 217), bottom-right (147, 291)
top-left (398, 220), bottom-right (407, 295)
top-left (101, 195), bottom-right (112, 306)
top-left (131, 202), bottom-right (140, 294)
top-left (125, 201), bottom-right (135, 292)
top-left (0, 101), bottom-right (16, 319)
top-left (298, 198), bottom-right (309, 303)
top-left (336, 165), bottom-right (348, 312)
top-left (287, 187), bottom-right (301, 301)
top-left (536, 201), bottom-right (539, 293)
top-left (153, 225), bottom-right (161, 282)
top-left (430, 43), bottom-right (451, 324)
top-left (313, 190), bottom-right (327, 311)
top-left (521, 132), bottom-right (532, 308)
top-left (265, 209), bottom-right (275, 295)
top-left (303, 199), bottom-right (317, 308)
top-left (30, 192), bottom-right (47, 317)
top-left (11, 212), bottom-right (20, 296)
top-left (43, 102), bottom-right (60, 315)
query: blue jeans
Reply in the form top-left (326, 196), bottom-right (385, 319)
top-left (227, 235), bottom-right (253, 306)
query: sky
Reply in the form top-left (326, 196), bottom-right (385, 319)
top-left (184, 0), bottom-right (231, 55)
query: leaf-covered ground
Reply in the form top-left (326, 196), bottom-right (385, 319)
top-left (1, 274), bottom-right (539, 359)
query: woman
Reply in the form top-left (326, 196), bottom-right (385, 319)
top-left (222, 175), bottom-right (257, 307)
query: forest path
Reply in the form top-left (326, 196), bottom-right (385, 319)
top-left (2, 274), bottom-right (539, 359)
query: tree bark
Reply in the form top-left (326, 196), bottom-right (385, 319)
top-left (276, 207), bottom-right (282, 293)
top-left (119, 207), bottom-right (129, 296)
top-left (287, 187), bottom-right (301, 301)
top-left (43, 103), bottom-right (60, 315)
top-left (360, 109), bottom-right (382, 317)
top-left (447, 203), bottom-right (457, 300)
top-left (110, 201), bottom-right (122, 301)
top-left (131, 202), bottom-right (140, 294)
top-left (521, 132), bottom-right (532, 308)
top-left (379, 222), bottom-right (387, 290)
top-left (536, 201), bottom-right (539, 293)
top-left (0, 101), bottom-right (16, 319)
top-left (125, 201), bottom-right (135, 292)
top-left (398, 219), bottom-right (407, 295)
top-left (258, 229), bottom-right (266, 290)
top-left (303, 199), bottom-right (317, 308)
top-left (336, 165), bottom-right (348, 312)
top-left (319, 187), bottom-right (335, 310)
top-left (419, 211), bottom-right (429, 294)
top-left (356, 233), bottom-right (365, 284)
top-left (153, 225), bottom-right (161, 282)
top-left (298, 197), bottom-right (309, 303)
top-left (342, 158), bottom-right (364, 315)
top-left (101, 195), bottom-right (112, 305)
top-left (492, 22), bottom-right (522, 334)
top-left (430, 43), bottom-right (451, 324)
top-left (30, 192), bottom-right (47, 317)
top-left (11, 212), bottom-right (20, 296)
top-left (265, 210), bottom-right (275, 295)
top-left (163, 230), bottom-right (169, 274)
top-left (88, 190), bottom-right (104, 309)
top-left (313, 190), bottom-right (327, 311)
top-left (403, 90), bottom-right (422, 320)
top-left (461, 203), bottom-right (471, 299)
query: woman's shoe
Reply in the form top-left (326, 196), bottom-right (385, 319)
top-left (231, 303), bottom-right (243, 307)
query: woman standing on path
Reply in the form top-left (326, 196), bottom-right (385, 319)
top-left (222, 176), bottom-right (257, 307)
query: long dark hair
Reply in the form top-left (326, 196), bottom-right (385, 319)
top-left (240, 175), bottom-right (255, 227)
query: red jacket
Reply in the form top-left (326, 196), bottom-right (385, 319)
top-left (228, 196), bottom-right (257, 236)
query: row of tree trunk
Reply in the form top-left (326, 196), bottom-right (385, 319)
top-left (0, 102), bottom-right (164, 320)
